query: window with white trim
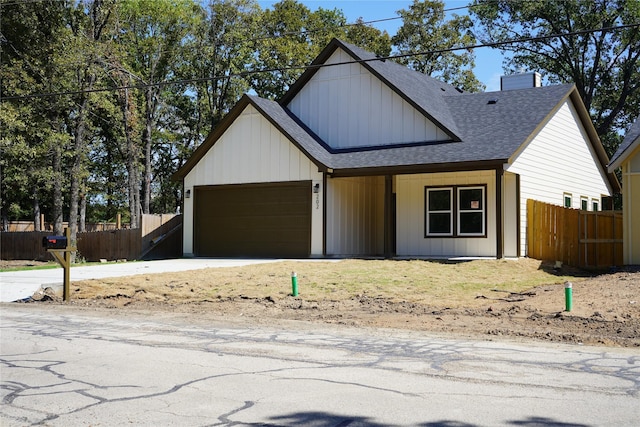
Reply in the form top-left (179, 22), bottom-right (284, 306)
top-left (592, 199), bottom-right (600, 211)
top-left (563, 193), bottom-right (572, 208)
top-left (425, 185), bottom-right (486, 237)
top-left (580, 197), bottom-right (588, 211)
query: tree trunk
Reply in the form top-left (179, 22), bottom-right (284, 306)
top-left (69, 136), bottom-right (82, 262)
top-left (79, 189), bottom-right (86, 232)
top-left (32, 190), bottom-right (41, 232)
top-left (119, 86), bottom-right (140, 229)
top-left (142, 87), bottom-right (155, 215)
top-left (52, 142), bottom-right (64, 236)
top-left (69, 75), bottom-right (95, 261)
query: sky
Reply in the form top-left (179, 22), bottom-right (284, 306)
top-left (256, 0), bottom-right (507, 91)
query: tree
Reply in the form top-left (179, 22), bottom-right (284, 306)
top-left (0, 0), bottom-right (73, 234)
top-left (392, 0), bottom-right (483, 92)
top-left (471, 0), bottom-right (640, 155)
top-left (251, 1), bottom-right (392, 100)
top-left (86, 89), bottom-right (131, 224)
top-left (64, 0), bottom-right (115, 249)
top-left (186, 0), bottom-right (260, 130)
top-left (251, 1), bottom-right (348, 99)
top-left (117, 0), bottom-right (197, 214)
top-left (345, 18), bottom-right (392, 58)
top-left (251, 0), bottom-right (317, 99)
top-left (104, 57), bottom-right (144, 228)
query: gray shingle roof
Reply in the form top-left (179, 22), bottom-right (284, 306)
top-left (609, 116), bottom-right (640, 170)
top-left (444, 84), bottom-right (575, 162)
top-left (175, 38), bottom-right (615, 187)
top-left (248, 95), bottom-right (333, 167)
top-left (273, 39), bottom-right (577, 172)
top-left (255, 81), bottom-right (576, 171)
top-left (252, 73), bottom-right (573, 169)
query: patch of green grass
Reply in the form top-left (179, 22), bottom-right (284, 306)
top-left (0, 263), bottom-right (60, 272)
top-left (0, 260), bottom-right (136, 272)
top-left (71, 258), bottom-right (589, 308)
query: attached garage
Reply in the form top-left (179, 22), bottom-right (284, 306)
top-left (193, 181), bottom-right (312, 258)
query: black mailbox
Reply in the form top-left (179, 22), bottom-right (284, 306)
top-left (43, 235), bottom-right (67, 249)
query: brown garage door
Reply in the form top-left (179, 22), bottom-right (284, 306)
top-left (194, 181), bottom-right (311, 258)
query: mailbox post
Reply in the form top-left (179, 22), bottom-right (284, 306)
top-left (43, 227), bottom-right (76, 301)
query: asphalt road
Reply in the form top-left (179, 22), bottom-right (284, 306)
top-left (1, 305), bottom-right (639, 426)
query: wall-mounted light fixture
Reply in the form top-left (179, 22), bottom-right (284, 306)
top-left (185, 189), bottom-right (191, 198)
top-left (313, 183), bottom-right (320, 193)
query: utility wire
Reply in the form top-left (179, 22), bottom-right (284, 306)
top-left (2, 22), bottom-right (639, 101)
top-left (0, 0), bottom-right (542, 59)
top-left (250, 4), bottom-right (471, 41)
top-left (0, 0), bottom-right (468, 46)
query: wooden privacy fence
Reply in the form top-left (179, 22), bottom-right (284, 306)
top-left (1, 214), bottom-right (182, 262)
top-left (527, 199), bottom-right (623, 268)
top-left (4, 221), bottom-right (127, 232)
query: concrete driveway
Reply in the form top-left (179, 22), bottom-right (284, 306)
top-left (0, 258), bottom-right (288, 303)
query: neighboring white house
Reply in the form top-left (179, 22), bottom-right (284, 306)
top-left (173, 39), bottom-right (619, 259)
top-left (608, 116), bottom-right (640, 265)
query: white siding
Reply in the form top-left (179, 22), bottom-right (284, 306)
top-left (325, 176), bottom-right (385, 256)
top-left (395, 171), bottom-right (497, 257)
top-left (506, 100), bottom-right (612, 256)
top-left (287, 49), bottom-right (449, 149)
top-left (183, 105), bottom-right (323, 256)
top-left (631, 146), bottom-right (640, 172)
top-left (622, 147), bottom-right (640, 264)
top-left (503, 172), bottom-right (518, 258)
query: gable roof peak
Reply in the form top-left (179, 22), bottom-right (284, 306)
top-left (334, 38), bottom-right (464, 93)
top-left (609, 115), bottom-right (640, 171)
top-left (281, 37), bottom-right (463, 141)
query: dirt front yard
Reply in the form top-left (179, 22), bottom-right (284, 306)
top-left (15, 258), bottom-right (640, 348)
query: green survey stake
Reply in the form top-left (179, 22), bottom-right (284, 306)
top-left (565, 281), bottom-right (573, 312)
top-left (292, 272), bottom-right (298, 297)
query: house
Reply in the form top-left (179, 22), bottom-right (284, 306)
top-left (173, 39), bottom-right (618, 259)
top-left (608, 116), bottom-right (640, 265)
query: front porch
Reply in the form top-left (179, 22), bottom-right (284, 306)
top-left (323, 169), bottom-right (519, 259)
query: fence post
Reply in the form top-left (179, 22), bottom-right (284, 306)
top-left (527, 199), bottom-right (535, 259)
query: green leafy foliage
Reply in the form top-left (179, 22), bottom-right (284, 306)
top-left (392, 0), bottom-right (483, 92)
top-left (471, 0), bottom-right (640, 155)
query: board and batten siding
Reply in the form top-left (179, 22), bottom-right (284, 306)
top-left (183, 105), bottom-right (323, 256)
top-left (286, 48), bottom-right (449, 150)
top-left (325, 176), bottom-right (385, 256)
top-left (395, 171), bottom-right (497, 257)
top-left (503, 172), bottom-right (519, 258)
top-left (621, 147), bottom-right (640, 264)
top-left (506, 99), bottom-right (612, 257)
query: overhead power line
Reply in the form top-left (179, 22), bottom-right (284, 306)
top-left (250, 4), bottom-right (471, 41)
top-left (1, 22), bottom-right (639, 101)
top-left (0, 0), bottom-right (469, 47)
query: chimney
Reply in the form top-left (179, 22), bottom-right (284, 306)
top-left (500, 72), bottom-right (541, 91)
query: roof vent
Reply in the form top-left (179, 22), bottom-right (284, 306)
top-left (500, 71), bottom-right (541, 91)
top-left (487, 99), bottom-right (498, 105)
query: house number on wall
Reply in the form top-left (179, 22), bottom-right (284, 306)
top-left (316, 193), bottom-right (320, 209)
